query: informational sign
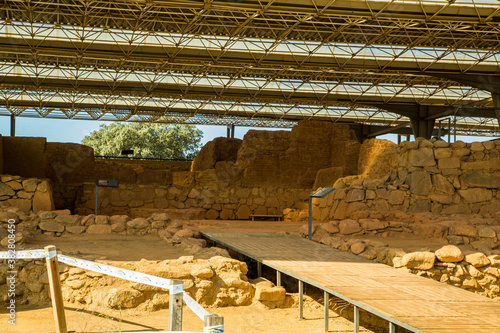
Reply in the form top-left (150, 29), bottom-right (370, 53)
top-left (308, 187), bottom-right (335, 240)
top-left (121, 149), bottom-right (134, 155)
top-left (311, 187), bottom-right (335, 198)
top-left (96, 179), bottom-right (119, 187)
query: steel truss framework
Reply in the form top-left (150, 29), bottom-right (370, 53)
top-left (0, 0), bottom-right (499, 136)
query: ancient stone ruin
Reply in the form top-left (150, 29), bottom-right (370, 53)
top-left (0, 120), bottom-right (499, 329)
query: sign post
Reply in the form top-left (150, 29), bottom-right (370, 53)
top-left (308, 187), bottom-right (335, 240)
top-left (95, 179), bottom-right (119, 215)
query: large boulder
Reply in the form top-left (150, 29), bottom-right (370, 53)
top-left (339, 219), bottom-right (362, 235)
top-left (435, 245), bottom-right (464, 263)
top-left (401, 252), bottom-right (435, 270)
top-left (32, 180), bottom-right (55, 213)
top-left (464, 252), bottom-right (490, 267)
top-left (107, 288), bottom-right (144, 309)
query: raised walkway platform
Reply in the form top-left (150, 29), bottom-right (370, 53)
top-left (201, 232), bottom-right (500, 333)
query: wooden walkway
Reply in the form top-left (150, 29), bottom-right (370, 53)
top-left (202, 232), bottom-right (500, 333)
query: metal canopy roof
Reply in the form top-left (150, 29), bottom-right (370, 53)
top-left (0, 0), bottom-right (499, 136)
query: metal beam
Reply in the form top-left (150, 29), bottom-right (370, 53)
top-left (493, 94), bottom-right (500, 127)
top-left (432, 74), bottom-right (500, 95)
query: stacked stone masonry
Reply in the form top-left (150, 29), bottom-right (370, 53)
top-left (313, 138), bottom-right (500, 220)
top-left (0, 175), bottom-right (54, 214)
top-left (76, 183), bottom-right (310, 219)
top-left (0, 208), bottom-right (289, 310)
top-left (305, 210), bottom-right (500, 300)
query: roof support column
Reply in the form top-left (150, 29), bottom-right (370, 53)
top-left (410, 106), bottom-right (435, 140)
top-left (10, 114), bottom-right (15, 137)
top-left (227, 125), bottom-right (235, 138)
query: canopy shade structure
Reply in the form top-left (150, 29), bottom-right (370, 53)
top-left (0, 0), bottom-right (499, 138)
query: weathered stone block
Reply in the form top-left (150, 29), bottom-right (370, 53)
top-left (22, 179), bottom-right (38, 192)
top-left (408, 148), bottom-right (436, 167)
top-left (406, 170), bottom-right (432, 196)
top-left (345, 189), bottom-right (365, 202)
top-left (0, 183), bottom-right (15, 197)
top-left (39, 220), bottom-right (64, 233)
top-left (127, 218), bottom-right (149, 229)
top-left (461, 172), bottom-right (500, 188)
top-left (388, 190), bottom-right (405, 205)
top-left (410, 200), bottom-right (431, 213)
top-left (435, 245), bottom-right (464, 263)
top-left (434, 148), bottom-right (452, 159)
top-left (55, 215), bottom-right (81, 225)
top-left (7, 199), bottom-right (31, 213)
top-left (458, 188), bottom-right (492, 203)
top-left (470, 142), bottom-right (485, 152)
top-left (464, 252), bottom-right (490, 267)
top-left (255, 285), bottom-right (286, 301)
top-left (429, 192), bottom-right (453, 205)
top-left (236, 205), bottom-right (252, 220)
top-left (87, 224), bottom-right (112, 234)
top-left (107, 288), bottom-right (144, 308)
top-left (401, 252), bottom-right (435, 270)
top-left (220, 208), bottom-right (233, 220)
top-left (339, 219), bottom-right (362, 235)
top-left (432, 174), bottom-right (455, 194)
top-left (450, 225), bottom-right (478, 237)
top-left (32, 185), bottom-right (55, 213)
top-left (438, 157), bottom-right (460, 169)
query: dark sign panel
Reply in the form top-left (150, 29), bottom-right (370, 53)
top-left (311, 187), bottom-right (335, 198)
top-left (96, 179), bottom-right (119, 188)
top-left (121, 149), bottom-right (134, 155)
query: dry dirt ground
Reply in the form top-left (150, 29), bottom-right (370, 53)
top-left (0, 220), bottom-right (444, 333)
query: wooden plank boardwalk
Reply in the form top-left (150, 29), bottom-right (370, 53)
top-left (202, 232), bottom-right (500, 333)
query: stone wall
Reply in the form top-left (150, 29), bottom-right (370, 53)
top-left (75, 183), bottom-right (309, 219)
top-left (313, 138), bottom-right (500, 220)
top-left (0, 208), bottom-right (288, 310)
top-left (1, 135), bottom-right (191, 211)
top-left (0, 175), bottom-right (54, 214)
top-left (235, 121), bottom-right (360, 188)
top-left (307, 213), bottom-right (500, 299)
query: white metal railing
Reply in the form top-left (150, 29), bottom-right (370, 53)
top-left (0, 246), bottom-right (223, 333)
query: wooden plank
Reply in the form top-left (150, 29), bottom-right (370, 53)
top-left (168, 279), bottom-right (183, 331)
top-left (202, 232), bottom-right (500, 333)
top-left (44, 245), bottom-right (68, 333)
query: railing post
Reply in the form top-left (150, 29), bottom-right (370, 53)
top-left (204, 314), bottom-right (224, 332)
top-left (276, 271), bottom-right (281, 287)
top-left (389, 322), bottom-right (397, 333)
top-left (324, 291), bottom-right (329, 332)
top-left (298, 280), bottom-right (304, 319)
top-left (169, 279), bottom-right (184, 331)
top-left (44, 245), bottom-right (67, 333)
top-left (354, 305), bottom-right (360, 333)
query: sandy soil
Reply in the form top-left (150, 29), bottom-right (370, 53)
top-left (1, 220), bottom-right (445, 333)
top-left (2, 300), bottom-right (377, 333)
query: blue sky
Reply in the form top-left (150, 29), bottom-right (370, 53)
top-left (0, 115), bottom-right (492, 145)
top-left (0, 116), bottom-right (290, 145)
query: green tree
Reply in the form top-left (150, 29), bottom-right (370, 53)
top-left (82, 123), bottom-right (203, 159)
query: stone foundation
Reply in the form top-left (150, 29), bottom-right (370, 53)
top-left (75, 183), bottom-right (310, 219)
